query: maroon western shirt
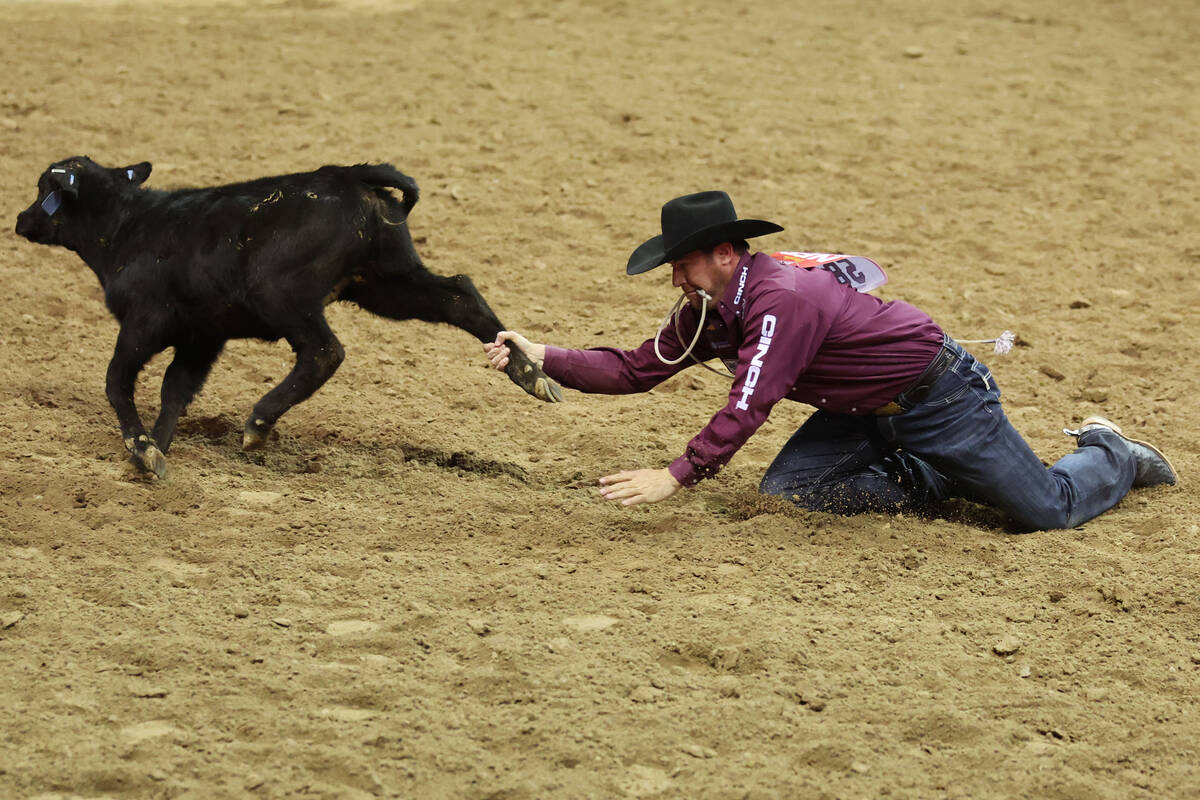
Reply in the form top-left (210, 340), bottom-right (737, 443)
top-left (542, 252), bottom-right (944, 487)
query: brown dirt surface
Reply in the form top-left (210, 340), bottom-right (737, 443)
top-left (2, 0), bottom-right (1199, 797)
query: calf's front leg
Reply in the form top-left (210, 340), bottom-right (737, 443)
top-left (151, 340), bottom-right (224, 453)
top-left (107, 326), bottom-right (167, 477)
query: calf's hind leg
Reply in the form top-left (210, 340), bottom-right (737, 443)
top-left (345, 272), bottom-right (562, 402)
top-left (243, 314), bottom-right (346, 450)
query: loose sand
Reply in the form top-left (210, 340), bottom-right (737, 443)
top-left (2, 0), bottom-right (1198, 797)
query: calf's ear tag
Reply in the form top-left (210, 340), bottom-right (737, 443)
top-left (42, 191), bottom-right (62, 216)
top-left (48, 167), bottom-right (79, 196)
top-left (120, 162), bottom-right (152, 185)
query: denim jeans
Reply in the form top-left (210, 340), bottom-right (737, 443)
top-left (759, 337), bottom-right (1138, 531)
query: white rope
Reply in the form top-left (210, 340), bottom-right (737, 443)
top-left (654, 292), bottom-right (710, 365)
top-left (652, 291), bottom-right (737, 378)
top-left (954, 330), bottom-right (1016, 355)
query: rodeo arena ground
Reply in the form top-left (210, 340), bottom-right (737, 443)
top-left (2, 0), bottom-right (1199, 798)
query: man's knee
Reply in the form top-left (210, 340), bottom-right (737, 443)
top-left (760, 476), bottom-right (878, 516)
top-left (759, 471), bottom-right (832, 508)
top-left (759, 472), bottom-right (794, 498)
top-left (1004, 502), bottom-right (1074, 532)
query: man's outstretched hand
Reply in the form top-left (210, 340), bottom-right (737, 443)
top-left (598, 468), bottom-right (682, 506)
top-left (484, 331), bottom-right (546, 371)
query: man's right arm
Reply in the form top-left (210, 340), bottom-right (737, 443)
top-left (485, 325), bottom-right (706, 395)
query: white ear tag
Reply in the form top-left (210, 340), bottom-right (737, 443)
top-left (127, 169), bottom-right (135, 180)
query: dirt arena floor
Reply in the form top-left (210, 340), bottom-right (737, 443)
top-left (2, 0), bottom-right (1199, 797)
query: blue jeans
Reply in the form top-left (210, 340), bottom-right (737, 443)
top-left (759, 337), bottom-right (1137, 531)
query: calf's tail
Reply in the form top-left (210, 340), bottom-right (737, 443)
top-left (342, 163), bottom-right (419, 218)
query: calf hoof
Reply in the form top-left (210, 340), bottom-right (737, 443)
top-left (125, 435), bottom-right (167, 478)
top-left (534, 375), bottom-right (563, 403)
top-left (506, 356), bottom-right (563, 403)
top-left (242, 417), bottom-right (272, 450)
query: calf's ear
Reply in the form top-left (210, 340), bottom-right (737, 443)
top-left (48, 167), bottom-right (80, 197)
top-left (122, 162), bottom-right (152, 185)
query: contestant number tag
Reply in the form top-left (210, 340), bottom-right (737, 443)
top-left (771, 251), bottom-right (889, 293)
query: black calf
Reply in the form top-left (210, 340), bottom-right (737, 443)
top-left (15, 156), bottom-right (561, 477)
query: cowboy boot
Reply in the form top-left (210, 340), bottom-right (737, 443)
top-left (1064, 416), bottom-right (1178, 488)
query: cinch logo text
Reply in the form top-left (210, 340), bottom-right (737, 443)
top-left (735, 314), bottom-right (776, 411)
top-left (732, 265), bottom-right (749, 305)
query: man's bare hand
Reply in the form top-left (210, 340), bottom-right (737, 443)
top-left (598, 468), bottom-right (682, 506)
top-left (484, 331), bottom-right (546, 371)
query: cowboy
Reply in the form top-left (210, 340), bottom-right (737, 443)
top-left (484, 191), bottom-right (1176, 530)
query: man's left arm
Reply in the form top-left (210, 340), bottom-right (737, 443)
top-left (600, 289), bottom-right (825, 504)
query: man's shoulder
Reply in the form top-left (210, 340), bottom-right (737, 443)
top-left (744, 254), bottom-right (788, 287)
top-left (747, 254), bottom-right (837, 298)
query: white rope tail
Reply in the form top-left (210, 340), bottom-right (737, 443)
top-left (956, 330), bottom-right (1016, 356)
top-left (654, 292), bottom-right (710, 366)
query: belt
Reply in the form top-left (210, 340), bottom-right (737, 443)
top-left (874, 338), bottom-right (957, 416)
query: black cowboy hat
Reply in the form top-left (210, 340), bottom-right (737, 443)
top-left (626, 191), bottom-right (783, 275)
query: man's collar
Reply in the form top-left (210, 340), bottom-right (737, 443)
top-left (718, 252), bottom-right (755, 310)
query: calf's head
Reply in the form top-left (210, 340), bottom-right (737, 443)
top-left (15, 156), bottom-right (152, 246)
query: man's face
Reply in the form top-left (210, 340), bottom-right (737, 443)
top-left (670, 249), bottom-right (721, 309)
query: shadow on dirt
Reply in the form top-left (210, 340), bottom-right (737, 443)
top-left (176, 414), bottom-right (529, 482)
